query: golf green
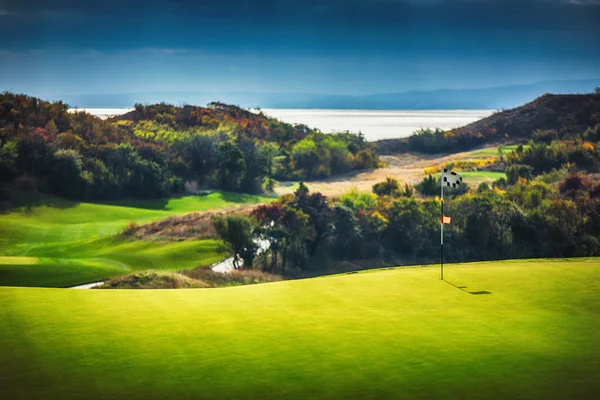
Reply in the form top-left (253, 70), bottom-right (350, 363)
top-left (458, 170), bottom-right (507, 182)
top-left (1, 258), bottom-right (599, 399)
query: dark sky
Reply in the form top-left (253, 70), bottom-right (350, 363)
top-left (1, 0), bottom-right (599, 99)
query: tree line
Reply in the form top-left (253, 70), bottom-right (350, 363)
top-left (214, 115), bottom-right (600, 274)
top-left (213, 169), bottom-right (600, 276)
top-left (0, 93), bottom-right (379, 200)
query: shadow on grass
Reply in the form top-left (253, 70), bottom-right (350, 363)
top-left (95, 192), bottom-right (214, 210)
top-left (444, 280), bottom-right (492, 295)
top-left (220, 191), bottom-right (269, 203)
top-left (0, 187), bottom-right (80, 215)
top-left (102, 191), bottom-right (266, 211)
top-left (1, 187), bottom-right (270, 215)
top-left (99, 197), bottom-right (171, 210)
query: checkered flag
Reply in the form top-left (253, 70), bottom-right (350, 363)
top-left (442, 168), bottom-right (463, 188)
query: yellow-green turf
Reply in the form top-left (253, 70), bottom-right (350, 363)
top-left (0, 192), bottom-right (272, 287)
top-left (1, 258), bottom-right (599, 400)
top-left (471, 145), bottom-right (530, 157)
top-left (458, 170), bottom-right (506, 182)
top-left (0, 239), bottom-right (222, 287)
top-left (1, 191), bottom-right (271, 244)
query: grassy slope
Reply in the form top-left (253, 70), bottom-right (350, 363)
top-left (458, 170), bottom-right (506, 182)
top-left (0, 192), bottom-right (271, 287)
top-left (470, 144), bottom-right (528, 157)
top-left (0, 239), bottom-right (222, 287)
top-left (1, 191), bottom-right (271, 244)
top-left (1, 258), bottom-right (599, 400)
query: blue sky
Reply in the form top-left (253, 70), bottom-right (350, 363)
top-left (1, 0), bottom-right (599, 101)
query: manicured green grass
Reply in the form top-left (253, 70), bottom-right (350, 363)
top-left (105, 191), bottom-right (272, 212)
top-left (0, 191), bottom-right (272, 287)
top-left (460, 170), bottom-right (506, 182)
top-left (471, 144), bottom-right (529, 157)
top-left (1, 258), bottom-right (599, 400)
top-left (0, 239), bottom-right (222, 287)
top-left (1, 191), bottom-right (272, 245)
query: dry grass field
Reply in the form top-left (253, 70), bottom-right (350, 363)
top-left (276, 146), bottom-right (505, 197)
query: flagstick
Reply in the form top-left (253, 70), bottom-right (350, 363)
top-left (440, 171), bottom-right (444, 280)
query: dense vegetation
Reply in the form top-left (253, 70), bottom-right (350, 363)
top-left (223, 174), bottom-right (597, 275)
top-left (4, 90), bottom-right (600, 283)
top-left (0, 93), bottom-right (378, 200)
top-left (216, 119), bottom-right (600, 274)
top-left (377, 92), bottom-right (600, 155)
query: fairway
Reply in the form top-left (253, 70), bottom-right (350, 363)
top-left (458, 170), bottom-right (506, 183)
top-left (0, 239), bottom-right (222, 287)
top-left (0, 191), bottom-right (272, 245)
top-left (1, 258), bottom-right (599, 400)
top-left (0, 191), bottom-right (272, 287)
top-left (471, 144), bottom-right (529, 157)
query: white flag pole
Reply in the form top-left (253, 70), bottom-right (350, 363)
top-left (440, 169), bottom-right (444, 280)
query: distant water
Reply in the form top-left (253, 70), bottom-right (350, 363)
top-left (76, 108), bottom-right (494, 141)
top-left (69, 108), bottom-right (134, 119)
top-left (260, 109), bottom-right (494, 141)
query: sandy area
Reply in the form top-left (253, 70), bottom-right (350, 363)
top-left (275, 148), bottom-right (497, 197)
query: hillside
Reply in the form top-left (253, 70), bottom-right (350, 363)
top-left (1, 259), bottom-right (599, 399)
top-left (377, 92), bottom-right (600, 155)
top-left (0, 93), bottom-right (378, 201)
top-left (455, 93), bottom-right (600, 140)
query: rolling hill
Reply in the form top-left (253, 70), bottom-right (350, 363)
top-left (0, 191), bottom-right (271, 287)
top-left (454, 93), bottom-right (600, 139)
top-left (377, 92), bottom-right (600, 155)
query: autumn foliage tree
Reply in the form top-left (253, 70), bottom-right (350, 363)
top-left (0, 92), bottom-right (380, 200)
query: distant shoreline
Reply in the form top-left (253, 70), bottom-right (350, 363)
top-left (72, 108), bottom-right (494, 141)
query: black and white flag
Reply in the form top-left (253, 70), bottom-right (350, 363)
top-left (442, 168), bottom-right (463, 188)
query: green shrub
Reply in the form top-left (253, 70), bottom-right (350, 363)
top-left (372, 177), bottom-right (401, 197)
top-left (506, 164), bottom-right (533, 185)
top-left (492, 177), bottom-right (508, 189)
top-left (415, 175), bottom-right (440, 196)
top-left (477, 182), bottom-right (490, 193)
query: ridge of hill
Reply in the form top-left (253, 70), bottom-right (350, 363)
top-left (113, 101), bottom-right (259, 125)
top-left (377, 92), bottom-right (600, 154)
top-left (456, 93), bottom-right (600, 139)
